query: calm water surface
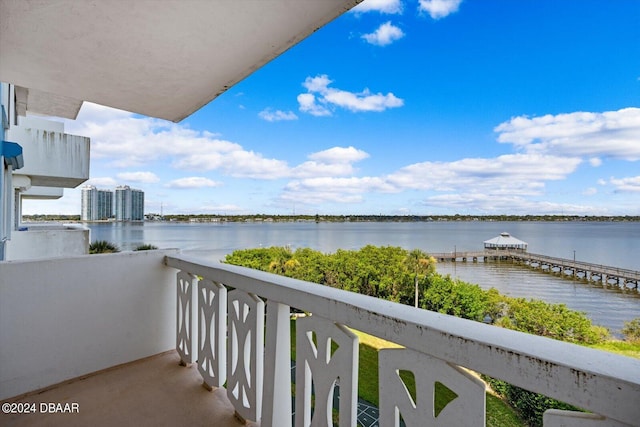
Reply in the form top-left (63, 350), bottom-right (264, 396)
top-left (88, 221), bottom-right (640, 334)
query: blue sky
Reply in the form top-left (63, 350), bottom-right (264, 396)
top-left (25, 0), bottom-right (640, 216)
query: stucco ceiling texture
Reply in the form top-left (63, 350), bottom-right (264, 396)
top-left (0, 0), bottom-right (361, 121)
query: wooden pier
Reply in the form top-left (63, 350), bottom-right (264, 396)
top-left (430, 250), bottom-right (640, 290)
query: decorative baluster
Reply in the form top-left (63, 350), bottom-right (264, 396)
top-left (379, 348), bottom-right (485, 427)
top-left (543, 409), bottom-right (631, 427)
top-left (176, 272), bottom-right (197, 365)
top-left (261, 301), bottom-right (292, 427)
top-left (197, 279), bottom-right (227, 390)
top-left (227, 290), bottom-right (264, 423)
top-left (295, 315), bottom-right (358, 427)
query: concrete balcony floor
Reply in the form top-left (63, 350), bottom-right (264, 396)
top-left (1, 350), bottom-right (256, 427)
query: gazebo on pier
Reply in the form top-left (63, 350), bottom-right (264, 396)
top-left (483, 232), bottom-right (528, 252)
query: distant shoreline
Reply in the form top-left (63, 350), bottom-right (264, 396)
top-left (22, 214), bottom-right (640, 223)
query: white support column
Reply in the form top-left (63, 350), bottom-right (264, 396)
top-left (295, 315), bottom-right (358, 427)
top-left (197, 278), bottom-right (227, 390)
top-left (227, 289), bottom-right (264, 423)
top-left (261, 301), bottom-right (292, 427)
top-left (176, 271), bottom-right (198, 365)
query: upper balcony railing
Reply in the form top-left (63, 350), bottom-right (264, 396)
top-left (165, 253), bottom-right (640, 427)
top-left (4, 223), bottom-right (89, 260)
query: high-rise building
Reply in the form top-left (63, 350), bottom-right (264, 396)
top-left (131, 189), bottom-right (144, 221)
top-left (97, 190), bottom-right (114, 220)
top-left (115, 185), bottom-right (144, 221)
top-left (81, 185), bottom-right (114, 221)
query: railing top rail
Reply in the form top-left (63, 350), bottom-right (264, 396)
top-left (165, 253), bottom-right (640, 426)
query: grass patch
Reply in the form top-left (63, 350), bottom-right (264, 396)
top-left (486, 392), bottom-right (525, 427)
top-left (590, 340), bottom-right (640, 359)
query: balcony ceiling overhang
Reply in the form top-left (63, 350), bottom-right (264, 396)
top-left (0, 0), bottom-right (361, 122)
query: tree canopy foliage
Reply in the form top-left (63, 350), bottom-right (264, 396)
top-left (226, 245), bottom-right (436, 306)
top-left (225, 245), bottom-right (606, 344)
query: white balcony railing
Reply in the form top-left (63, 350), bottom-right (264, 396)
top-left (1, 251), bottom-right (638, 426)
top-left (165, 253), bottom-right (640, 427)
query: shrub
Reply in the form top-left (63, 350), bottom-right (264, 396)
top-left (89, 240), bottom-right (120, 254)
top-left (491, 296), bottom-right (608, 345)
top-left (422, 274), bottom-right (488, 321)
top-left (622, 318), bottom-right (640, 343)
top-left (134, 244), bottom-right (158, 251)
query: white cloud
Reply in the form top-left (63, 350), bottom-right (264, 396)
top-left (362, 21), bottom-right (405, 46)
top-left (589, 157), bottom-right (602, 167)
top-left (116, 171), bottom-right (160, 183)
top-left (278, 152), bottom-right (585, 209)
top-left (423, 193), bottom-right (605, 215)
top-left (70, 103), bottom-right (374, 184)
top-left (297, 93), bottom-right (332, 117)
top-left (308, 146), bottom-right (369, 163)
top-left (67, 103), bottom-right (292, 179)
top-left (289, 146), bottom-right (370, 178)
top-left (291, 161), bottom-right (358, 178)
top-left (62, 102), bottom-right (633, 215)
top-left (495, 108), bottom-right (640, 161)
top-left (258, 108), bottom-right (298, 122)
top-left (302, 75), bottom-right (333, 93)
top-left (387, 153), bottom-right (581, 194)
top-left (281, 177), bottom-right (394, 204)
top-left (299, 75), bottom-right (404, 115)
top-left (166, 177), bottom-right (221, 189)
top-left (583, 187), bottom-right (597, 196)
top-left (418, 0), bottom-right (462, 19)
top-left (352, 0), bottom-right (403, 14)
top-left (610, 176), bottom-right (640, 192)
top-left (85, 177), bottom-right (118, 187)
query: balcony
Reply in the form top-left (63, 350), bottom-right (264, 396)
top-left (1, 250), bottom-right (638, 426)
top-left (21, 186), bottom-right (65, 200)
top-left (5, 115), bottom-right (89, 188)
top-left (4, 224), bottom-right (89, 260)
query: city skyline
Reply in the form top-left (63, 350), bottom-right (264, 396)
top-left (22, 0), bottom-right (640, 216)
top-left (81, 185), bottom-right (144, 221)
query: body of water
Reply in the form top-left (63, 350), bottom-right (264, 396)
top-left (87, 220), bottom-right (640, 334)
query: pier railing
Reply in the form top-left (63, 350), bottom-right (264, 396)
top-left (431, 250), bottom-right (640, 288)
top-left (165, 253), bottom-right (640, 426)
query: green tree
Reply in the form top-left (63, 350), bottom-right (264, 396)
top-left (422, 274), bottom-right (488, 321)
top-left (404, 249), bottom-right (436, 307)
top-left (225, 247), bottom-right (292, 271)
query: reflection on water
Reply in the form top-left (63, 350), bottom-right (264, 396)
top-left (437, 262), bottom-right (640, 335)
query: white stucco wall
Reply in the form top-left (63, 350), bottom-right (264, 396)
top-left (21, 186), bottom-right (64, 199)
top-left (0, 249), bottom-right (179, 400)
top-left (6, 115), bottom-right (89, 188)
top-left (5, 227), bottom-right (90, 260)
